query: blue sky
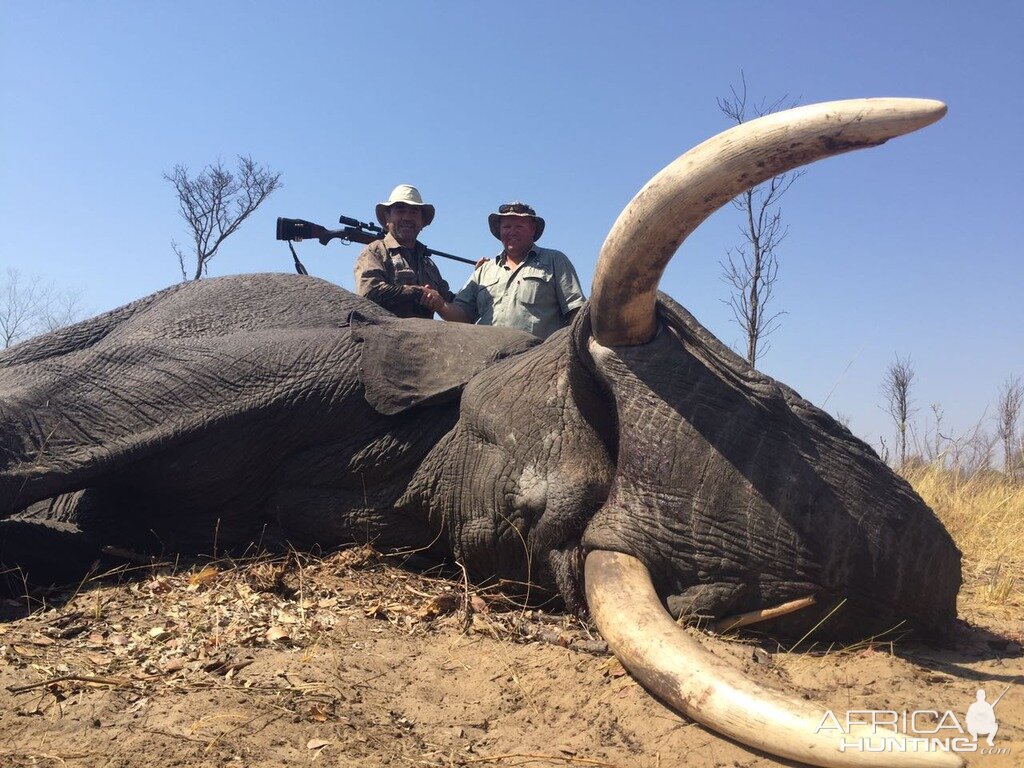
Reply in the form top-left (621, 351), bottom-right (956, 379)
top-left (2, 2), bottom-right (1021, 454)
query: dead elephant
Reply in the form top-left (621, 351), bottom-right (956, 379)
top-left (0, 99), bottom-right (962, 768)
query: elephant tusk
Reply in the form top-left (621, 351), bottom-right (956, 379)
top-left (584, 550), bottom-right (964, 768)
top-left (590, 98), bottom-right (947, 347)
top-left (711, 595), bottom-right (817, 634)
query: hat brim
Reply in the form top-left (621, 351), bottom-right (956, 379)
top-left (488, 213), bottom-right (544, 241)
top-left (376, 203), bottom-right (435, 228)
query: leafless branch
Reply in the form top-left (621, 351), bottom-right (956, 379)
top-left (717, 72), bottom-right (803, 367)
top-left (164, 155), bottom-right (282, 281)
top-left (944, 420), bottom-right (997, 477)
top-left (41, 286), bottom-right (85, 332)
top-left (0, 268), bottom-right (43, 347)
top-left (914, 403), bottom-right (951, 464)
top-left (877, 436), bottom-right (890, 466)
top-left (996, 376), bottom-right (1023, 480)
top-left (0, 268), bottom-right (85, 348)
top-left (881, 354), bottom-right (917, 468)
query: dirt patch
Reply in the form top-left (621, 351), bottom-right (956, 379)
top-left (1, 548), bottom-right (1021, 767)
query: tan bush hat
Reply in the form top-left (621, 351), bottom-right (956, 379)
top-left (375, 184), bottom-right (435, 227)
top-left (488, 201), bottom-right (545, 241)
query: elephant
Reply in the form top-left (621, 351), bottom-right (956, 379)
top-left (0, 99), bottom-right (963, 768)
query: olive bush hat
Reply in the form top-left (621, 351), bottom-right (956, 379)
top-left (375, 184), bottom-right (436, 227)
top-left (488, 201), bottom-right (545, 241)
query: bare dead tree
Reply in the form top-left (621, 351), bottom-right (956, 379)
top-left (946, 421), bottom-right (996, 477)
top-left (718, 74), bottom-right (804, 368)
top-left (996, 376), bottom-right (1023, 481)
top-left (164, 155), bottom-right (282, 281)
top-left (881, 354), bottom-right (917, 468)
top-left (42, 292), bottom-right (84, 331)
top-left (1, 268), bottom-right (84, 348)
top-left (877, 436), bottom-right (891, 466)
top-left (920, 403), bottom-right (949, 464)
top-left (1, 268), bottom-right (43, 348)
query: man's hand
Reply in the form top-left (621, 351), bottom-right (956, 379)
top-left (419, 286), bottom-right (445, 313)
top-left (419, 287), bottom-right (472, 324)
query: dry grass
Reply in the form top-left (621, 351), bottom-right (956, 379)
top-left (902, 463), bottom-right (1024, 605)
top-left (902, 464), bottom-right (1024, 562)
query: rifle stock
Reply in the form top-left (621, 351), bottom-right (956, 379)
top-left (276, 218), bottom-right (376, 246)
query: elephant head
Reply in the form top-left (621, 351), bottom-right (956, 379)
top-left (0, 99), bottom-right (962, 768)
top-left (403, 98), bottom-right (961, 768)
top-left (576, 99), bottom-right (962, 767)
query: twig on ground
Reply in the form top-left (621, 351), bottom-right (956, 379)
top-left (463, 753), bottom-right (620, 767)
top-left (7, 674), bottom-right (141, 694)
top-left (0, 750), bottom-right (96, 766)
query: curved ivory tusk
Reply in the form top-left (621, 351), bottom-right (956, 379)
top-left (590, 98), bottom-right (947, 347)
top-left (584, 550), bottom-right (963, 768)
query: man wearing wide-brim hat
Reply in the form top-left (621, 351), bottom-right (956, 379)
top-left (354, 184), bottom-right (454, 319)
top-left (422, 202), bottom-right (585, 340)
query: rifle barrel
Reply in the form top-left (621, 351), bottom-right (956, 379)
top-left (337, 213), bottom-right (473, 263)
top-left (426, 248), bottom-right (476, 266)
top-left (283, 214), bottom-right (476, 266)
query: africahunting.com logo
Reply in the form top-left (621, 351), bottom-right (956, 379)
top-left (815, 685), bottom-right (1012, 756)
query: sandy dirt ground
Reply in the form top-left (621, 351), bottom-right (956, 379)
top-left (1, 547), bottom-right (1021, 768)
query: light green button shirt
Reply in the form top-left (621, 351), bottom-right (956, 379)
top-left (452, 246), bottom-right (586, 340)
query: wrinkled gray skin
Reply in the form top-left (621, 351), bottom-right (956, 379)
top-left (0, 273), bottom-right (960, 639)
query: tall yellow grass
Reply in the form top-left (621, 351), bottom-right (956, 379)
top-left (902, 464), bottom-right (1023, 604)
top-left (903, 464), bottom-right (1023, 563)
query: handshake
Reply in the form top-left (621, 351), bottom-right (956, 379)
top-left (415, 285), bottom-right (447, 314)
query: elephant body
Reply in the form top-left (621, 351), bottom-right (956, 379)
top-left (0, 272), bottom-right (959, 639)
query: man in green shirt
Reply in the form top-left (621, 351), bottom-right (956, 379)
top-left (354, 184), bottom-right (454, 319)
top-left (423, 202), bottom-right (585, 340)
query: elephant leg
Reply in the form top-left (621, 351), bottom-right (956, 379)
top-left (0, 518), bottom-right (104, 596)
top-left (2, 487), bottom-right (174, 595)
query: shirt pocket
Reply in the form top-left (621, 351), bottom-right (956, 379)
top-left (386, 253), bottom-right (416, 286)
top-left (516, 271), bottom-right (554, 309)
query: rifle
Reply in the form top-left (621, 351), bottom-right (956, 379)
top-left (277, 214), bottom-right (476, 275)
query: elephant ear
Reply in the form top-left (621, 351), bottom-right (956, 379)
top-left (349, 312), bottom-right (540, 416)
